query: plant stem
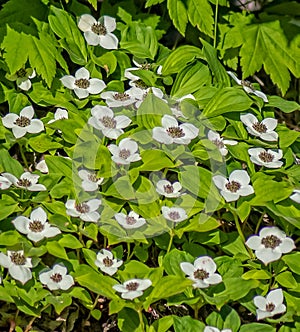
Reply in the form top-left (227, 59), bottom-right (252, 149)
top-left (213, 0), bottom-right (219, 49)
top-left (18, 142), bottom-right (28, 170)
top-left (167, 229), bottom-right (174, 253)
top-left (137, 307), bottom-right (145, 332)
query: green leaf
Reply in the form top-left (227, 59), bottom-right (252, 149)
top-left (0, 149), bottom-right (23, 176)
top-left (28, 134), bottom-right (62, 153)
top-left (58, 234), bottom-right (83, 249)
top-left (46, 241), bottom-right (68, 260)
top-left (240, 323), bottom-right (275, 332)
top-left (0, 231), bottom-right (23, 246)
top-left (266, 201), bottom-right (300, 229)
top-left (173, 316), bottom-right (205, 332)
top-left (145, 0), bottom-right (166, 7)
top-left (267, 96), bottom-right (300, 113)
top-left (283, 253), bottom-right (300, 275)
top-left (167, 0), bottom-right (188, 36)
top-left (242, 269), bottom-right (272, 280)
top-left (187, 0), bottom-right (214, 37)
top-left (275, 271), bottom-right (298, 289)
top-left (139, 150), bottom-right (174, 171)
top-left (163, 249), bottom-right (194, 276)
top-left (0, 195), bottom-right (21, 221)
top-left (45, 155), bottom-right (73, 180)
top-left (46, 293), bottom-right (72, 314)
top-left (118, 308), bottom-right (140, 332)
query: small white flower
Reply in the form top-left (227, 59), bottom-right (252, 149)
top-left (65, 199), bottom-right (101, 222)
top-left (131, 86), bottom-right (166, 108)
top-left (113, 278), bottom-right (152, 300)
top-left (213, 170), bottom-right (254, 202)
top-left (204, 327), bottom-right (232, 332)
top-left (254, 288), bottom-right (286, 320)
top-left (2, 106), bottom-right (44, 139)
top-left (78, 14), bottom-right (118, 49)
top-left (124, 59), bottom-right (151, 81)
top-left (246, 226), bottom-right (295, 265)
top-left (227, 71), bottom-right (268, 102)
top-left (12, 207), bottom-right (61, 242)
top-left (207, 130), bottom-right (237, 156)
top-left (95, 249), bottom-right (123, 276)
top-left (0, 250), bottom-right (32, 284)
top-left (60, 67), bottom-right (106, 99)
top-left (170, 94), bottom-right (195, 119)
top-left (88, 105), bottom-right (131, 139)
top-left (108, 138), bottom-right (141, 165)
top-left (153, 115), bottom-right (199, 145)
top-left (0, 175), bottom-right (13, 189)
top-left (290, 189), bottom-right (300, 203)
top-left (1, 172), bottom-right (46, 191)
top-left (240, 114), bottom-right (278, 141)
top-left (162, 206), bottom-right (188, 223)
top-left (78, 169), bottom-right (104, 192)
top-left (115, 211), bottom-right (146, 229)
top-left (248, 148), bottom-right (283, 168)
top-left (6, 67), bottom-right (36, 91)
top-left (101, 89), bottom-right (137, 108)
top-left (39, 264), bottom-right (74, 290)
top-left (35, 159), bottom-right (49, 174)
top-left (48, 108), bottom-right (69, 124)
top-left (180, 256), bottom-right (222, 289)
top-left (156, 180), bottom-right (182, 198)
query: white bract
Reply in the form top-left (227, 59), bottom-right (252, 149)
top-left (213, 170), bottom-right (254, 202)
top-left (78, 14), bottom-right (118, 49)
top-left (204, 327), bottom-right (232, 332)
top-left (65, 199), bottom-right (101, 222)
top-left (254, 288), bottom-right (286, 320)
top-left (162, 206), bottom-right (187, 223)
top-left (153, 115), bottom-right (199, 145)
top-left (1, 172), bottom-right (46, 191)
top-left (240, 113), bottom-right (278, 141)
top-left (180, 256), bottom-right (222, 289)
top-left (60, 67), bottom-right (106, 99)
top-left (39, 264), bottom-right (74, 290)
top-left (0, 175), bottom-right (13, 189)
top-left (0, 250), bottom-right (32, 284)
top-left (101, 89), bottom-right (137, 108)
top-left (170, 94), bottom-right (195, 118)
top-left (2, 105), bottom-right (44, 139)
top-left (227, 71), bottom-right (268, 102)
top-left (290, 189), bottom-right (300, 203)
top-left (108, 138), bottom-right (141, 165)
top-left (35, 159), bottom-right (49, 174)
top-left (246, 226), bottom-right (295, 265)
top-left (78, 169), bottom-right (104, 192)
top-left (207, 130), bottom-right (237, 156)
top-left (95, 249), bottom-right (123, 275)
top-left (113, 278), bottom-right (152, 300)
top-left (12, 207), bottom-right (61, 242)
top-left (248, 148), bottom-right (283, 168)
top-left (88, 105), bottom-right (131, 139)
top-left (115, 211), bottom-right (146, 229)
top-left (156, 180), bottom-right (182, 198)
top-left (48, 108), bottom-right (69, 124)
top-left (124, 59), bottom-right (151, 81)
top-left (7, 67), bottom-right (36, 91)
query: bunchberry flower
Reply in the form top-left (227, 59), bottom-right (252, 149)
top-left (254, 288), bottom-right (286, 320)
top-left (88, 105), bottom-right (131, 139)
top-left (131, 86), bottom-right (165, 108)
top-left (1, 172), bottom-right (46, 191)
top-left (95, 249), bottom-right (123, 276)
top-left (162, 206), bottom-right (187, 223)
top-left (6, 67), bottom-right (36, 91)
top-left (2, 106), bottom-right (44, 139)
top-left (60, 67), bottom-right (106, 99)
top-left (0, 250), bottom-right (32, 284)
top-left (227, 71), bottom-right (268, 102)
top-left (213, 170), bottom-right (254, 202)
top-left (124, 59), bottom-right (152, 81)
top-left (290, 189), bottom-right (300, 203)
top-left (240, 113), bottom-right (278, 141)
top-left (248, 148), bottom-right (283, 168)
top-left (246, 226), bottom-right (295, 265)
top-left (115, 211), bottom-right (146, 229)
top-left (48, 108), bottom-right (68, 124)
top-left (180, 256), bottom-right (222, 289)
top-left (0, 175), bottom-right (13, 189)
top-left (108, 138), bottom-right (141, 165)
top-left (170, 94), bottom-right (195, 119)
top-left (153, 115), bottom-right (199, 145)
top-left (12, 207), bottom-right (61, 242)
top-left (78, 169), bottom-right (104, 192)
top-left (39, 264), bottom-right (74, 290)
top-left (113, 278), bottom-right (152, 300)
top-left (78, 14), bottom-right (118, 49)
top-left (35, 159), bottom-right (49, 174)
top-left (101, 89), bottom-right (137, 108)
top-left (204, 327), bottom-right (232, 332)
top-left (156, 180), bottom-right (182, 198)
top-left (207, 130), bottom-right (237, 156)
top-left (65, 199), bottom-right (101, 222)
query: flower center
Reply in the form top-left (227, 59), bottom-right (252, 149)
top-left (265, 302), bottom-right (275, 312)
top-left (164, 184), bottom-right (174, 194)
top-left (258, 151), bottom-right (274, 163)
top-left (91, 23), bottom-right (107, 35)
top-left (17, 178), bottom-right (32, 188)
top-left (29, 220), bottom-right (44, 233)
top-left (74, 78), bottom-right (90, 89)
top-left (166, 126), bottom-right (185, 138)
top-left (241, 80), bottom-right (254, 91)
top-left (194, 268), bottom-right (209, 280)
top-left (101, 116), bottom-right (117, 129)
top-left (261, 235), bottom-right (282, 249)
top-left (252, 122), bottom-right (267, 133)
top-left (225, 180), bottom-right (241, 193)
top-left (88, 173), bottom-right (98, 183)
top-left (126, 282), bottom-right (139, 291)
top-left (14, 116), bottom-right (31, 127)
top-left (168, 211), bottom-right (180, 221)
top-left (103, 256), bottom-right (113, 267)
top-left (75, 203), bottom-right (90, 213)
top-left (134, 80), bottom-right (148, 89)
top-left (10, 252), bottom-right (26, 265)
top-left (212, 139), bottom-right (225, 149)
top-left (113, 92), bottom-right (130, 101)
top-left (119, 149), bottom-right (131, 159)
top-left (16, 68), bottom-right (27, 78)
top-left (126, 216), bottom-right (137, 225)
top-left (50, 273), bottom-right (62, 283)
top-left (141, 63), bottom-right (151, 70)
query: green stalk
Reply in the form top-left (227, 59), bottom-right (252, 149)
top-left (167, 229), bottom-right (174, 253)
top-left (18, 142), bottom-right (28, 170)
top-left (213, 0), bottom-right (219, 49)
top-left (137, 307), bottom-right (145, 332)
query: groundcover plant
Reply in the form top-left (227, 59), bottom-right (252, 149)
top-left (0, 0), bottom-right (299, 331)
